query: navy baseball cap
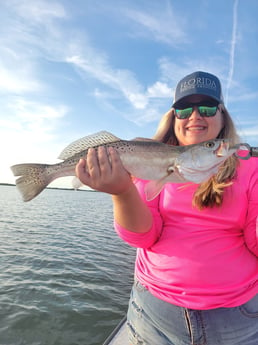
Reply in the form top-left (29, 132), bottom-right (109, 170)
top-left (172, 71), bottom-right (224, 108)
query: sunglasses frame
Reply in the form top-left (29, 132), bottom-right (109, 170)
top-left (174, 102), bottom-right (220, 119)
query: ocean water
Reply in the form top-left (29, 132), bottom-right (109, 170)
top-left (0, 185), bottom-right (136, 345)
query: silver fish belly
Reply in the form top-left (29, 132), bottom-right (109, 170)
top-left (10, 131), bottom-right (236, 202)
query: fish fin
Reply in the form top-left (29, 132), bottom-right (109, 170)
top-left (10, 163), bottom-right (54, 202)
top-left (131, 137), bottom-right (156, 142)
top-left (72, 176), bottom-right (83, 190)
top-left (58, 131), bottom-right (121, 160)
top-left (144, 177), bottom-right (168, 201)
top-left (144, 166), bottom-right (189, 201)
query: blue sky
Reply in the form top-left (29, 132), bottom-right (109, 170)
top-left (0, 0), bottom-right (257, 187)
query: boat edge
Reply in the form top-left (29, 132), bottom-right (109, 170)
top-left (102, 316), bottom-right (127, 345)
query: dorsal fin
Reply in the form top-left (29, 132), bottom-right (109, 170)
top-left (58, 131), bottom-right (121, 160)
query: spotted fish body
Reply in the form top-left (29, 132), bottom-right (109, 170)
top-left (11, 131), bottom-right (238, 202)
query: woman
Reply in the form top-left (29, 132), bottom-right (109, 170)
top-left (76, 71), bottom-right (258, 345)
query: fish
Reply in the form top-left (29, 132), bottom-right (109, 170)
top-left (10, 131), bottom-right (238, 202)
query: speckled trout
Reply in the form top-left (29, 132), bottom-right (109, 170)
top-left (11, 131), bottom-right (239, 202)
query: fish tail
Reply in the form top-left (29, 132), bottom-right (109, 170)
top-left (10, 163), bottom-right (55, 202)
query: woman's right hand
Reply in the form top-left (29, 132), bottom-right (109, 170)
top-left (75, 146), bottom-right (134, 196)
top-left (76, 145), bottom-right (152, 233)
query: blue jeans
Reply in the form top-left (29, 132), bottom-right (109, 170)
top-left (127, 280), bottom-right (258, 345)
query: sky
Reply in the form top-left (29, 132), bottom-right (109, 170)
top-left (0, 0), bottom-right (257, 189)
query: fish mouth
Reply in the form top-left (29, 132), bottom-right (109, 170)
top-left (214, 141), bottom-right (230, 157)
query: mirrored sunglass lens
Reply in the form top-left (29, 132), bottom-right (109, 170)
top-left (175, 107), bottom-right (193, 118)
top-left (198, 106), bottom-right (217, 117)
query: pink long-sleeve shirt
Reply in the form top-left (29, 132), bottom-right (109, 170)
top-left (115, 157), bottom-right (258, 310)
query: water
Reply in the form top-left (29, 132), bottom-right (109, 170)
top-left (0, 186), bottom-right (136, 345)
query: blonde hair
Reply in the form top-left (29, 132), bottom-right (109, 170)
top-left (153, 105), bottom-right (240, 209)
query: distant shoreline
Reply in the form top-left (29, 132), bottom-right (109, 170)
top-left (0, 183), bottom-right (96, 192)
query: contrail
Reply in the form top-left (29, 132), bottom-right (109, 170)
top-left (225, 0), bottom-right (239, 105)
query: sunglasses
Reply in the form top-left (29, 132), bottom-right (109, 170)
top-left (174, 104), bottom-right (219, 119)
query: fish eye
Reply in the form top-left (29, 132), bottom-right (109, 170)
top-left (204, 141), bottom-right (215, 148)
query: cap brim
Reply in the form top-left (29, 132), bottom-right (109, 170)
top-left (172, 95), bottom-right (221, 108)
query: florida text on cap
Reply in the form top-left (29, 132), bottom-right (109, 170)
top-left (172, 71), bottom-right (224, 108)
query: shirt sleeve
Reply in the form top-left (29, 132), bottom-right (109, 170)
top-left (243, 158), bottom-right (258, 257)
top-left (114, 178), bottom-right (163, 249)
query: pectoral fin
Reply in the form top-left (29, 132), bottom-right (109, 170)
top-left (144, 166), bottom-right (188, 201)
top-left (144, 173), bottom-right (177, 201)
top-left (144, 178), bottom-right (167, 201)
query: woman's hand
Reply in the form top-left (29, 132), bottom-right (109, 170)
top-left (76, 145), bottom-right (152, 233)
top-left (75, 146), bottom-right (134, 195)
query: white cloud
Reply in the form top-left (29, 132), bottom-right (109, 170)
top-left (0, 0), bottom-right (67, 52)
top-left (67, 53), bottom-right (173, 111)
top-left (0, 1), bottom-right (183, 115)
top-left (122, 3), bottom-right (188, 46)
top-left (0, 93), bottom-right (71, 186)
top-left (132, 107), bottom-right (163, 126)
top-left (147, 82), bottom-right (171, 98)
top-left (241, 128), bottom-right (258, 137)
top-left (0, 62), bottom-right (42, 94)
top-left (0, 97), bottom-right (69, 161)
top-left (6, 98), bottom-right (68, 136)
top-left (0, 1), bottom-right (68, 97)
top-left (238, 128), bottom-right (258, 146)
top-left (67, 54), bottom-right (148, 109)
top-left (12, 98), bottom-right (67, 120)
top-left (7, 0), bottom-right (67, 22)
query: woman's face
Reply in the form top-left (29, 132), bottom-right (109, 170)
top-left (174, 95), bottom-right (224, 146)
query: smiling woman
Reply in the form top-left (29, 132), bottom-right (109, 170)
top-left (171, 72), bottom-right (226, 146)
top-left (153, 71), bottom-right (240, 209)
top-left (76, 71), bottom-right (258, 345)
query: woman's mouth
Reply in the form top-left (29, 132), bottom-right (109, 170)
top-left (186, 126), bottom-right (207, 131)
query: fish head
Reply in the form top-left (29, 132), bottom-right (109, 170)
top-left (177, 139), bottom-right (237, 183)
